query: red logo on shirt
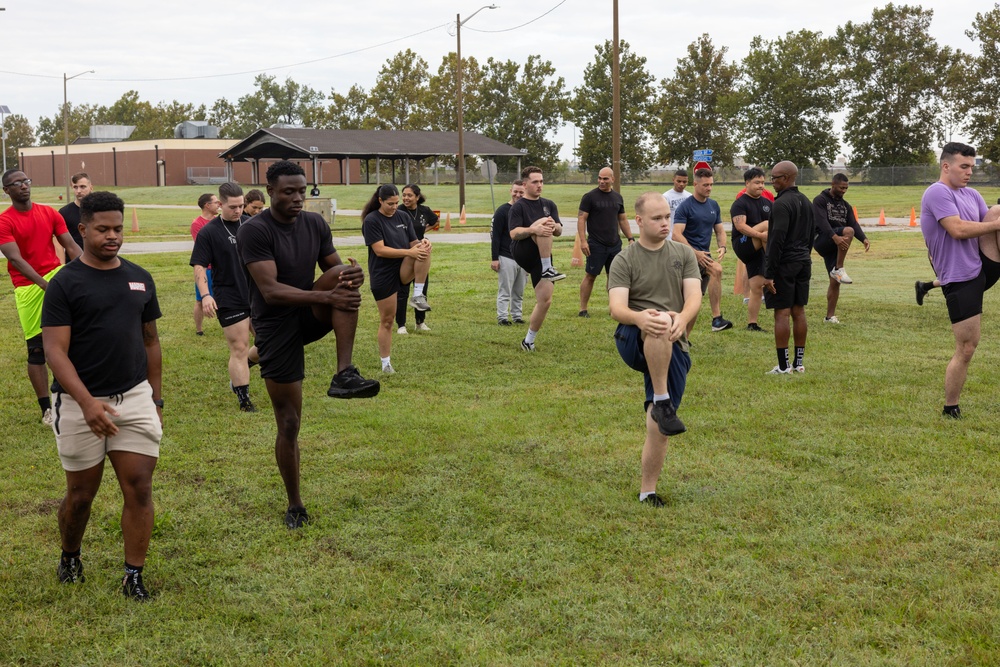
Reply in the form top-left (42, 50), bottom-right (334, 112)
top-left (128, 282), bottom-right (146, 292)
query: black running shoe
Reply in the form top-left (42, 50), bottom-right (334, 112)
top-left (746, 322), bottom-right (767, 332)
top-left (513, 318), bottom-right (526, 325)
top-left (327, 365), bottom-right (380, 399)
top-left (122, 571), bottom-right (151, 601)
top-left (943, 406), bottom-right (962, 419)
top-left (915, 280), bottom-right (929, 306)
top-left (57, 556), bottom-right (84, 583)
top-left (650, 400), bottom-right (686, 436)
top-left (540, 267), bottom-right (566, 282)
top-left (711, 315), bottom-right (733, 332)
top-left (578, 310), bottom-right (589, 318)
top-left (498, 319), bottom-right (512, 326)
top-left (285, 506), bottom-right (310, 529)
top-left (239, 401), bottom-right (258, 413)
top-left (640, 493), bottom-right (666, 507)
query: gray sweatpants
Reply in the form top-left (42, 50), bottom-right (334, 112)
top-left (497, 256), bottom-right (527, 321)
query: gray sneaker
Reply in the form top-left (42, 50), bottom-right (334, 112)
top-left (409, 294), bottom-right (431, 312)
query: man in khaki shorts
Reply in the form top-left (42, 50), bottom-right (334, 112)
top-left (42, 191), bottom-right (163, 601)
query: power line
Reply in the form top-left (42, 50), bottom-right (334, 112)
top-left (464, 0), bottom-right (567, 33)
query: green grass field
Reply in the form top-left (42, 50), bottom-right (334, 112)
top-left (2, 232), bottom-right (1000, 665)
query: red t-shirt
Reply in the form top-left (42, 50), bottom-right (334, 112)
top-left (736, 187), bottom-right (775, 202)
top-left (190, 215), bottom-right (211, 240)
top-left (0, 204), bottom-right (68, 287)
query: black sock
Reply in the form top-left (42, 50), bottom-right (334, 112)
top-left (124, 562), bottom-right (143, 575)
top-left (776, 348), bottom-right (789, 371)
top-left (794, 347), bottom-right (805, 368)
top-left (39, 396), bottom-right (51, 413)
top-left (921, 281), bottom-right (937, 292)
top-left (61, 549), bottom-right (80, 562)
top-left (233, 384), bottom-right (250, 404)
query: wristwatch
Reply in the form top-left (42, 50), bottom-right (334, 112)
top-left (152, 399), bottom-right (164, 408)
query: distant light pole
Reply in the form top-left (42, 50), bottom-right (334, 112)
top-left (0, 105), bottom-right (11, 173)
top-left (456, 4), bottom-right (497, 210)
top-left (63, 70), bottom-right (94, 202)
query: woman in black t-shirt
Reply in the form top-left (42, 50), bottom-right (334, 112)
top-left (396, 184), bottom-right (440, 333)
top-left (361, 184), bottom-right (433, 374)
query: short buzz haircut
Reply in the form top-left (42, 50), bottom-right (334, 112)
top-left (694, 168), bottom-right (713, 181)
top-left (674, 169), bottom-right (688, 178)
top-left (2, 169), bottom-right (22, 184)
top-left (245, 189), bottom-right (265, 204)
top-left (266, 160), bottom-right (306, 184)
top-left (197, 193), bottom-right (215, 209)
top-left (218, 182), bottom-right (244, 200)
top-left (743, 167), bottom-right (765, 182)
top-left (941, 142), bottom-right (976, 162)
top-left (512, 179), bottom-right (524, 187)
top-left (71, 172), bottom-right (90, 184)
top-left (635, 191), bottom-right (666, 216)
top-left (832, 173), bottom-right (849, 184)
top-left (80, 191), bottom-right (125, 224)
top-left (521, 165), bottom-right (542, 179)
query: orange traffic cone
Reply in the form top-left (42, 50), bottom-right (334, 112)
top-left (909, 207), bottom-right (917, 227)
top-left (131, 208), bottom-right (139, 232)
top-left (878, 209), bottom-right (886, 226)
top-left (459, 205), bottom-right (467, 225)
top-left (571, 236), bottom-right (583, 267)
top-left (444, 212), bottom-right (451, 231)
top-left (853, 206), bottom-right (860, 223)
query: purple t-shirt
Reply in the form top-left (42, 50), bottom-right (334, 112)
top-left (920, 182), bottom-right (989, 285)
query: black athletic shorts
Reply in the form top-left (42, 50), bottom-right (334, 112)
top-left (511, 238), bottom-right (544, 287)
top-left (584, 238), bottom-right (622, 277)
top-left (764, 260), bottom-right (811, 310)
top-left (734, 235), bottom-right (764, 278)
top-left (942, 252), bottom-right (1000, 324)
top-left (217, 307), bottom-right (250, 329)
top-left (813, 227), bottom-right (846, 274)
top-left (253, 308), bottom-right (332, 384)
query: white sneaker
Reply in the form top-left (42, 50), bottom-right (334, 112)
top-left (382, 364), bottom-right (396, 374)
top-left (824, 316), bottom-right (841, 324)
top-left (766, 366), bottom-right (792, 375)
top-left (793, 365), bottom-right (805, 373)
top-left (416, 322), bottom-right (431, 332)
top-left (830, 268), bottom-right (853, 284)
top-left (742, 297), bottom-right (750, 305)
top-left (42, 408), bottom-right (54, 426)
top-left (397, 326), bottom-right (408, 335)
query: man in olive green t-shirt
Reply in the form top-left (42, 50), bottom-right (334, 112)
top-left (608, 192), bottom-right (702, 508)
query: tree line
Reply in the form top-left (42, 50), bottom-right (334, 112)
top-left (5, 3), bottom-right (998, 177)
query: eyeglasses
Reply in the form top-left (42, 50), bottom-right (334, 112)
top-left (770, 174), bottom-right (788, 183)
top-left (3, 178), bottom-right (31, 188)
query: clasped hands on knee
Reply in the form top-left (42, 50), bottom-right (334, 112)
top-left (638, 310), bottom-right (683, 341)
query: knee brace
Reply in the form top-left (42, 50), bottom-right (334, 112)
top-left (26, 334), bottom-right (45, 365)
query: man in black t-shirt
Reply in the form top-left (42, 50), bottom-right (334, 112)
top-left (42, 191), bottom-right (163, 601)
top-left (58, 172), bottom-right (92, 263)
top-left (190, 182), bottom-right (259, 412)
top-left (238, 160), bottom-right (379, 529)
top-left (731, 167), bottom-right (772, 332)
top-left (812, 174), bottom-right (870, 323)
top-left (491, 180), bottom-right (527, 325)
top-left (508, 166), bottom-right (565, 351)
top-left (577, 167), bottom-right (634, 317)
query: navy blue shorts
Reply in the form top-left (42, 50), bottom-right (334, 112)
top-left (584, 238), bottom-right (622, 277)
top-left (614, 323), bottom-right (692, 411)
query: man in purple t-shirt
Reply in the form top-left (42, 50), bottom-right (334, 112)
top-left (918, 142), bottom-right (1000, 418)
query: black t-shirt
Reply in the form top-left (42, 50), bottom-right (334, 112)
top-left (508, 197), bottom-right (561, 234)
top-left (401, 204), bottom-right (438, 241)
top-left (363, 209), bottom-right (417, 287)
top-left (59, 203), bottom-right (83, 257)
top-left (237, 209), bottom-right (336, 325)
top-left (730, 194), bottom-right (772, 246)
top-left (579, 188), bottom-right (625, 246)
top-left (491, 202), bottom-right (513, 260)
top-left (42, 258), bottom-right (161, 396)
top-left (190, 216), bottom-right (250, 310)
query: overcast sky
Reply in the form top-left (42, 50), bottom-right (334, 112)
top-left (4, 0), bottom-right (991, 159)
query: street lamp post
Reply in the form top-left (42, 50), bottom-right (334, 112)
top-left (0, 105), bottom-right (11, 173)
top-left (63, 70), bottom-right (94, 202)
top-left (456, 4), bottom-right (497, 211)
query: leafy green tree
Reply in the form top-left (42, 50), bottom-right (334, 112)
top-left (736, 30), bottom-right (841, 169)
top-left (320, 85), bottom-right (373, 130)
top-left (835, 4), bottom-right (952, 167)
top-left (36, 103), bottom-right (102, 146)
top-left (654, 34), bottom-right (740, 168)
top-left (3, 114), bottom-right (35, 168)
top-left (422, 53), bottom-right (483, 132)
top-left (210, 74), bottom-right (325, 138)
top-left (476, 55), bottom-right (566, 172)
top-left (368, 49), bottom-right (430, 130)
top-left (957, 3), bottom-right (1000, 163)
top-left (568, 40), bottom-right (655, 179)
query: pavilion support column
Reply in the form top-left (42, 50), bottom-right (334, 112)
top-left (434, 157), bottom-right (439, 186)
top-left (376, 157), bottom-right (381, 185)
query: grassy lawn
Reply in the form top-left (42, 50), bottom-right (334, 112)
top-left (1, 232), bottom-right (1000, 665)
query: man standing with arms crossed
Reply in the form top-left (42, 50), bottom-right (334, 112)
top-left (609, 192), bottom-right (701, 507)
top-left (812, 174), bottom-right (870, 323)
top-left (191, 193), bottom-right (221, 336)
top-left (508, 165), bottom-right (565, 352)
top-left (672, 168), bottom-right (732, 333)
top-left (238, 161), bottom-right (380, 528)
top-left (190, 182), bottom-right (259, 412)
top-left (577, 166), bottom-right (635, 318)
top-left (919, 142), bottom-right (1000, 418)
top-left (491, 180), bottom-right (527, 326)
top-left (0, 169), bottom-right (82, 425)
top-left (58, 172), bottom-right (93, 263)
top-left (762, 161), bottom-right (814, 374)
top-left (43, 191), bottom-right (163, 601)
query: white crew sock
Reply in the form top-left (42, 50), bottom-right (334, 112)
top-left (413, 283), bottom-right (425, 297)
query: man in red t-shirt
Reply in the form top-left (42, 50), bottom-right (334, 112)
top-left (0, 169), bottom-right (82, 424)
top-left (190, 193), bottom-right (220, 335)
